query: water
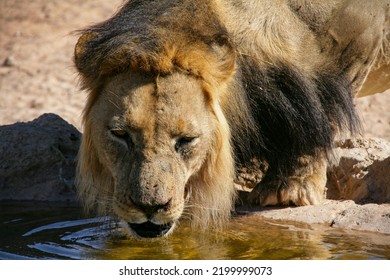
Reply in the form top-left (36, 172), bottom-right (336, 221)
top-left (1, 202), bottom-right (390, 260)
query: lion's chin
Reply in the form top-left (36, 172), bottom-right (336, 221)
top-left (126, 221), bottom-right (175, 238)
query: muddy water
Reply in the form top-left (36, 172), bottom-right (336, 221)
top-left (1, 202), bottom-right (390, 260)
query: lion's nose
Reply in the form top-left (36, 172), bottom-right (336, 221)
top-left (132, 198), bottom-right (172, 219)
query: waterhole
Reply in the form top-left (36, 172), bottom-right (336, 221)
top-left (1, 202), bottom-right (389, 260)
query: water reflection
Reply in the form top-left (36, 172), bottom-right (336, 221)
top-left (1, 202), bottom-right (389, 260)
top-left (94, 216), bottom-right (331, 260)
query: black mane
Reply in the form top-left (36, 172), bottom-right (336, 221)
top-left (230, 57), bottom-right (361, 177)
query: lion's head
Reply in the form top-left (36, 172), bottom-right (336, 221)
top-left (77, 70), bottom-right (236, 237)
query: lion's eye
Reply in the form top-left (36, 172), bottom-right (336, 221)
top-left (175, 136), bottom-right (197, 153)
top-left (111, 129), bottom-right (128, 138)
top-left (110, 129), bottom-right (134, 147)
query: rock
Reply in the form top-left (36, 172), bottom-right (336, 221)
top-left (331, 203), bottom-right (390, 233)
top-left (244, 200), bottom-right (390, 234)
top-left (327, 138), bottom-right (390, 203)
top-left (2, 56), bottom-right (15, 67)
top-left (0, 113), bottom-right (80, 202)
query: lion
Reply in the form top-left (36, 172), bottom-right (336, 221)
top-left (74, 0), bottom-right (390, 238)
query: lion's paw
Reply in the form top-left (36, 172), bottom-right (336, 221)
top-left (247, 155), bottom-right (327, 206)
top-left (248, 177), bottom-right (326, 206)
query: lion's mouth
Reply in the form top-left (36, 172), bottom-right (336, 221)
top-left (128, 221), bottom-right (174, 238)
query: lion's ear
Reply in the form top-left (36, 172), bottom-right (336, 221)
top-left (74, 32), bottom-right (99, 75)
top-left (208, 34), bottom-right (237, 83)
top-left (173, 34), bottom-right (236, 85)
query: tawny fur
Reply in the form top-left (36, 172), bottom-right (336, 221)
top-left (74, 0), bottom-right (390, 232)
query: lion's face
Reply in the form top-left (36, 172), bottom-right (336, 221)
top-left (88, 71), bottom-right (218, 238)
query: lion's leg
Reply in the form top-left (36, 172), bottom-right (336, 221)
top-left (248, 153), bottom-right (327, 206)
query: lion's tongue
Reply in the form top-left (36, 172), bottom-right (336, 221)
top-left (128, 221), bottom-right (173, 238)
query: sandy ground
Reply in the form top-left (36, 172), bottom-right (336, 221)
top-left (0, 0), bottom-right (124, 130)
top-left (1, 0), bottom-right (390, 140)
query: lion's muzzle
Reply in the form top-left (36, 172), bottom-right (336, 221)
top-left (128, 221), bottom-right (174, 238)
